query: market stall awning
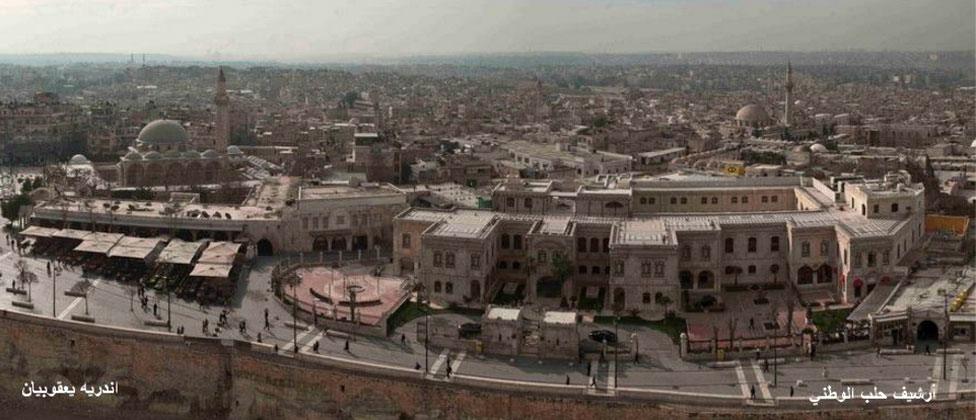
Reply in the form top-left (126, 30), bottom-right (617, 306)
top-left (20, 226), bottom-right (60, 238)
top-left (190, 263), bottom-right (233, 278)
top-left (157, 240), bottom-right (206, 265)
top-left (73, 232), bottom-right (124, 254)
top-left (108, 236), bottom-right (165, 260)
top-left (197, 242), bottom-right (241, 265)
top-left (53, 229), bottom-right (92, 241)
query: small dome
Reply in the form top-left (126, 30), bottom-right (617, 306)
top-left (735, 104), bottom-right (770, 123)
top-left (201, 149), bottom-right (219, 159)
top-left (810, 143), bottom-right (829, 153)
top-left (144, 151), bottom-right (162, 160)
top-left (69, 154), bottom-right (89, 165)
top-left (183, 150), bottom-right (201, 159)
top-left (227, 145), bottom-right (243, 155)
top-left (163, 150), bottom-right (182, 159)
top-left (138, 119), bottom-right (189, 146)
top-left (123, 151), bottom-right (142, 161)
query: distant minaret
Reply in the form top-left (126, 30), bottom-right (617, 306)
top-left (784, 60), bottom-right (794, 128)
top-left (214, 66), bottom-right (230, 151)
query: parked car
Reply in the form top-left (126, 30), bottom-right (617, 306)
top-left (458, 322), bottom-right (482, 338)
top-left (589, 329), bottom-right (617, 344)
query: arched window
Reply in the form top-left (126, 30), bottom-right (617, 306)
top-left (867, 252), bottom-right (876, 267)
top-left (445, 252), bottom-right (455, 268)
top-left (797, 266), bottom-right (814, 284)
top-left (501, 234), bottom-right (510, 249)
top-left (401, 234), bottom-right (411, 248)
top-left (801, 241), bottom-right (810, 257)
top-left (577, 237), bottom-right (587, 252)
top-left (603, 238), bottom-right (609, 253)
top-left (681, 245), bottom-right (692, 260)
top-left (725, 238), bottom-right (734, 253)
top-left (642, 293), bottom-right (652, 304)
top-left (524, 198), bottom-right (533, 209)
top-left (654, 262), bottom-right (665, 277)
top-left (820, 241), bottom-right (830, 256)
top-left (434, 281), bottom-right (442, 293)
top-left (700, 245), bottom-right (711, 260)
top-left (747, 237), bottom-right (757, 253)
top-left (891, 203), bottom-right (898, 213)
top-left (711, 197), bottom-right (718, 204)
top-left (679, 271), bottom-right (693, 289)
top-left (506, 197), bottom-right (515, 207)
top-left (513, 234), bottom-right (523, 250)
top-left (770, 236), bottom-right (780, 252)
top-left (590, 238), bottom-right (600, 253)
top-left (445, 282), bottom-right (454, 294)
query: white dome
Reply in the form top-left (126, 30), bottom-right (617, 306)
top-left (123, 151), bottom-right (142, 161)
top-left (163, 150), bottom-right (182, 159)
top-left (69, 154), bottom-right (89, 165)
top-left (810, 143), bottom-right (829, 153)
top-left (201, 149), bottom-right (219, 159)
top-left (227, 145), bottom-right (243, 155)
top-left (183, 150), bottom-right (201, 159)
top-left (144, 151), bottom-right (162, 160)
top-left (735, 104), bottom-right (769, 123)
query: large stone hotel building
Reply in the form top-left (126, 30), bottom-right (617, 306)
top-left (394, 173), bottom-right (925, 314)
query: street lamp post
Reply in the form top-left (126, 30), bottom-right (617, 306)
top-left (52, 266), bottom-right (60, 317)
top-left (943, 293), bottom-right (948, 380)
top-left (614, 316), bottom-right (619, 389)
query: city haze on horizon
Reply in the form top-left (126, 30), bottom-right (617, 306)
top-left (0, 0), bottom-right (973, 61)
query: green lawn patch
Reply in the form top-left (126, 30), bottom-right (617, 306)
top-left (810, 308), bottom-right (851, 334)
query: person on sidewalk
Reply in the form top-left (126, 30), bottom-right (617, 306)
top-left (750, 385), bottom-right (756, 400)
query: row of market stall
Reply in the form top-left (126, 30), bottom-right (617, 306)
top-left (20, 225), bottom-right (245, 304)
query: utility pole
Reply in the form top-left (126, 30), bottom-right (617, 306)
top-left (425, 291), bottom-right (430, 375)
top-left (51, 266), bottom-right (59, 317)
top-left (614, 316), bottom-right (619, 388)
top-left (293, 284), bottom-right (298, 353)
top-left (943, 292), bottom-right (948, 380)
top-left (166, 291), bottom-right (171, 331)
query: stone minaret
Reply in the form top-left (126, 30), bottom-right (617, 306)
top-left (784, 60), bottom-right (794, 128)
top-left (214, 66), bottom-right (230, 151)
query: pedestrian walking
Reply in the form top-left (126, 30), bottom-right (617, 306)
top-left (273, 344), bottom-right (278, 353)
top-left (565, 375), bottom-right (570, 385)
top-left (401, 333), bottom-right (406, 345)
top-left (925, 344), bottom-right (931, 355)
top-left (313, 341), bottom-right (319, 353)
top-left (446, 364), bottom-right (452, 377)
top-left (415, 362), bottom-right (421, 370)
top-left (876, 345), bottom-right (881, 357)
top-left (257, 333), bottom-right (262, 343)
top-left (822, 366), bottom-right (828, 378)
top-left (265, 317), bottom-right (270, 330)
top-left (763, 358), bottom-right (769, 372)
top-left (153, 302), bottom-right (158, 316)
top-left (344, 340), bottom-right (350, 351)
top-left (789, 386), bottom-right (794, 397)
top-left (203, 319), bottom-right (209, 333)
top-left (591, 376), bottom-right (596, 388)
top-left (750, 385), bottom-right (756, 399)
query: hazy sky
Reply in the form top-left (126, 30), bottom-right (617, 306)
top-left (0, 0), bottom-right (972, 59)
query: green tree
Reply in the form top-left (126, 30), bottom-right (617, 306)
top-left (551, 253), bottom-right (572, 284)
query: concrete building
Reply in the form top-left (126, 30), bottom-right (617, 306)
top-left (394, 173), bottom-right (926, 316)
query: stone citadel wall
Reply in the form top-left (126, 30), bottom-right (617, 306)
top-left (0, 310), bottom-right (972, 419)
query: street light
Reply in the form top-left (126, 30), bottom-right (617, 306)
top-left (52, 265), bottom-right (61, 317)
top-left (943, 292), bottom-right (948, 380)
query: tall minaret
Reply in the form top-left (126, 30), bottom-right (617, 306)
top-left (784, 60), bottom-right (794, 128)
top-left (214, 66), bottom-right (230, 151)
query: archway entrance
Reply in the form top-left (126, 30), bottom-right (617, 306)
top-left (917, 320), bottom-right (939, 342)
top-left (256, 239), bottom-right (274, 256)
top-left (312, 237), bottom-right (330, 252)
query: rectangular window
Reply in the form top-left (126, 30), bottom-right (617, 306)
top-left (471, 255), bottom-right (480, 269)
top-left (761, 196), bottom-right (768, 203)
top-left (401, 234), bottom-right (411, 248)
top-left (649, 197), bottom-right (656, 205)
top-left (670, 197), bottom-right (677, 205)
top-left (771, 196), bottom-right (778, 203)
top-left (680, 197), bottom-right (687, 204)
top-left (801, 242), bottom-right (810, 257)
top-left (731, 197), bottom-right (738, 204)
top-left (742, 196), bottom-right (749, 204)
top-left (312, 217), bottom-right (319, 230)
top-left (770, 236), bottom-right (780, 252)
top-left (701, 197), bottom-right (708, 204)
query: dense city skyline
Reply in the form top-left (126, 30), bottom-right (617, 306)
top-left (0, 0), bottom-right (973, 60)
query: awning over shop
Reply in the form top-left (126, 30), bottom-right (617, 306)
top-left (73, 232), bottom-right (124, 254)
top-left (197, 242), bottom-right (241, 265)
top-left (53, 229), bottom-right (92, 241)
top-left (20, 226), bottom-right (60, 238)
top-left (190, 263), bottom-right (233, 278)
top-left (108, 236), bottom-right (165, 260)
top-left (157, 240), bottom-right (207, 265)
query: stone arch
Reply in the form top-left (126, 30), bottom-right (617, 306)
top-left (797, 265), bottom-right (814, 284)
top-left (612, 287), bottom-right (626, 309)
top-left (312, 236), bottom-right (330, 251)
top-left (697, 271), bottom-right (715, 289)
top-left (817, 264), bottom-right (833, 284)
top-left (256, 239), bottom-right (274, 256)
top-left (917, 320), bottom-right (939, 342)
top-left (679, 271), bottom-right (693, 289)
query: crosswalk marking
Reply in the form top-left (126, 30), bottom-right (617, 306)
top-left (300, 331), bottom-right (326, 353)
top-left (283, 326), bottom-right (316, 352)
top-left (947, 355), bottom-right (961, 399)
top-left (449, 350), bottom-right (466, 375)
top-left (427, 349), bottom-right (449, 378)
top-left (930, 355), bottom-right (942, 397)
top-left (734, 360), bottom-right (750, 400)
top-left (751, 360), bottom-right (773, 401)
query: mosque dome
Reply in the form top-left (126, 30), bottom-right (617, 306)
top-left (227, 145), bottom-right (243, 155)
top-left (183, 150), bottom-right (201, 159)
top-left (123, 151), bottom-right (142, 161)
top-left (137, 119), bottom-right (188, 146)
top-left (810, 143), bottom-right (829, 153)
top-left (735, 104), bottom-right (769, 123)
top-left (201, 149), bottom-right (219, 159)
top-left (144, 151), bottom-right (162, 160)
top-left (163, 150), bottom-right (183, 159)
top-left (68, 154), bottom-right (89, 165)
top-left (792, 145), bottom-right (809, 153)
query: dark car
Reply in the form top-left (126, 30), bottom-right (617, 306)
top-left (458, 322), bottom-right (482, 338)
top-left (589, 329), bottom-right (617, 344)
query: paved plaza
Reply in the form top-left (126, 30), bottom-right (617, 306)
top-left (0, 242), bottom-right (972, 406)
